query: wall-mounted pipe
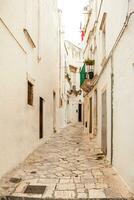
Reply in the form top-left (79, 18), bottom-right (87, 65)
top-left (110, 55), bottom-right (114, 164)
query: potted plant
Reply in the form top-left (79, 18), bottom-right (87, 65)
top-left (84, 58), bottom-right (95, 66)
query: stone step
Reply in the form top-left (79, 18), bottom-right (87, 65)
top-left (0, 196), bottom-right (128, 200)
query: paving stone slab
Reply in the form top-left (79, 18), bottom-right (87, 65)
top-left (56, 184), bottom-right (75, 191)
top-left (0, 123), bottom-right (133, 199)
top-left (77, 192), bottom-right (88, 198)
top-left (54, 190), bottom-right (76, 198)
top-left (88, 189), bottom-right (106, 198)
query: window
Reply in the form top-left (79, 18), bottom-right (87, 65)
top-left (90, 45), bottom-right (93, 59)
top-left (101, 24), bottom-right (106, 59)
top-left (100, 13), bottom-right (107, 63)
top-left (93, 36), bottom-right (97, 52)
top-left (27, 81), bottom-right (33, 106)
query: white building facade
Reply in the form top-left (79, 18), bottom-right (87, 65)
top-left (82, 0), bottom-right (134, 193)
top-left (0, 0), bottom-right (59, 178)
top-left (59, 40), bottom-right (83, 128)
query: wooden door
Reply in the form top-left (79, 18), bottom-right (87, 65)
top-left (89, 97), bottom-right (92, 133)
top-left (53, 92), bottom-right (56, 133)
top-left (94, 90), bottom-right (98, 135)
top-left (39, 97), bottom-right (44, 139)
top-left (101, 90), bottom-right (107, 155)
top-left (78, 104), bottom-right (82, 122)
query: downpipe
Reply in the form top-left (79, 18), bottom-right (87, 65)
top-left (110, 55), bottom-right (114, 165)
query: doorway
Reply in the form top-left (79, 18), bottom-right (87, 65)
top-left (39, 97), bottom-right (44, 139)
top-left (53, 92), bottom-right (56, 133)
top-left (94, 89), bottom-right (98, 135)
top-left (78, 104), bottom-right (82, 122)
top-left (89, 97), bottom-right (92, 133)
top-left (101, 90), bottom-right (107, 155)
top-left (83, 103), bottom-right (84, 125)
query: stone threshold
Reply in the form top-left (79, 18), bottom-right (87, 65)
top-left (0, 196), bottom-right (130, 200)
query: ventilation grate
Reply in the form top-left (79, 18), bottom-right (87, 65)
top-left (24, 185), bottom-right (46, 194)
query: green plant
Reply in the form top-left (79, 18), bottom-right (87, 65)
top-left (84, 59), bottom-right (95, 66)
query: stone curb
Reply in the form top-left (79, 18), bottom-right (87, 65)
top-left (0, 196), bottom-right (132, 200)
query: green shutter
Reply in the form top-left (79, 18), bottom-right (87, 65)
top-left (80, 64), bottom-right (86, 86)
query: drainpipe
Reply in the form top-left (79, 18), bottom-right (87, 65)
top-left (111, 55), bottom-right (114, 165)
top-left (58, 10), bottom-right (62, 103)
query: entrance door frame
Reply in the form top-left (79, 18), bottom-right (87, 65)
top-left (94, 89), bottom-right (98, 135)
top-left (39, 97), bottom-right (44, 139)
top-left (78, 103), bottom-right (82, 122)
top-left (53, 91), bottom-right (56, 133)
top-left (89, 97), bottom-right (92, 134)
top-left (101, 89), bottom-right (107, 155)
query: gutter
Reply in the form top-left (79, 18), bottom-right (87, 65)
top-left (58, 10), bottom-right (62, 100)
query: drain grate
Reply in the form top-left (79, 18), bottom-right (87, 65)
top-left (95, 155), bottom-right (104, 160)
top-left (30, 171), bottom-right (37, 174)
top-left (24, 185), bottom-right (46, 194)
top-left (9, 178), bottom-right (22, 183)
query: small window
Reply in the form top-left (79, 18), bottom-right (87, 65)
top-left (27, 81), bottom-right (33, 106)
top-left (100, 13), bottom-right (107, 61)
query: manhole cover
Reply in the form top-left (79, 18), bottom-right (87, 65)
top-left (24, 185), bottom-right (46, 194)
top-left (9, 178), bottom-right (22, 183)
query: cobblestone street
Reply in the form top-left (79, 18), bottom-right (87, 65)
top-left (0, 123), bottom-right (133, 199)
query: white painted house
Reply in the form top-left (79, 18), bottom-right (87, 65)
top-left (81, 0), bottom-right (134, 193)
top-left (0, 0), bottom-right (59, 178)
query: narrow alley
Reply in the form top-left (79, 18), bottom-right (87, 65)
top-left (1, 0), bottom-right (134, 198)
top-left (0, 123), bottom-right (132, 199)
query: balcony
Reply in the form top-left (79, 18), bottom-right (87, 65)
top-left (80, 60), bottom-right (98, 93)
top-left (81, 74), bottom-right (98, 93)
top-left (67, 85), bottom-right (82, 96)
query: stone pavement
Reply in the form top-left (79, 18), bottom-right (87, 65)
top-left (0, 123), bottom-right (133, 199)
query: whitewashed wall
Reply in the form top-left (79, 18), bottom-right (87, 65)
top-left (83, 0), bottom-right (134, 193)
top-left (113, 14), bottom-right (134, 193)
top-left (0, 0), bottom-right (59, 178)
